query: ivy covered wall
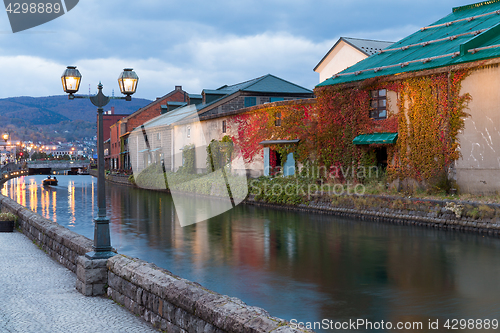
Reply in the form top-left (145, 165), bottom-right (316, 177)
top-left (314, 71), bottom-right (470, 187)
top-left (393, 71), bottom-right (471, 186)
top-left (231, 72), bottom-right (470, 189)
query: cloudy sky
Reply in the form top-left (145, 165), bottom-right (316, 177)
top-left (0, 0), bottom-right (473, 101)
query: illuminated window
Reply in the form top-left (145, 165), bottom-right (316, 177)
top-left (369, 89), bottom-right (387, 120)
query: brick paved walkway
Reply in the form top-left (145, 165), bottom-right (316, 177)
top-left (0, 231), bottom-right (159, 333)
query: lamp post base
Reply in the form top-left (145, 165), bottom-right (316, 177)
top-left (91, 215), bottom-right (113, 259)
top-left (76, 255), bottom-right (110, 296)
top-left (85, 251), bottom-right (116, 260)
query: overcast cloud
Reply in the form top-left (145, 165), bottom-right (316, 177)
top-left (0, 0), bottom-right (473, 100)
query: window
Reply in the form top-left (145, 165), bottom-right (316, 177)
top-left (369, 89), bottom-right (387, 120)
top-left (222, 120), bottom-right (227, 133)
top-left (270, 97), bottom-right (284, 103)
top-left (157, 132), bottom-right (161, 141)
top-left (187, 126), bottom-right (191, 138)
top-left (275, 112), bottom-right (281, 127)
top-left (244, 97), bottom-right (256, 107)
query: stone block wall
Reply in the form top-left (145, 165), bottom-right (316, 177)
top-left (0, 195), bottom-right (93, 273)
top-left (89, 169), bottom-right (133, 187)
top-left (76, 256), bottom-right (109, 296)
top-left (106, 174), bottom-right (133, 186)
top-left (107, 255), bottom-right (307, 333)
top-left (247, 194), bottom-right (500, 235)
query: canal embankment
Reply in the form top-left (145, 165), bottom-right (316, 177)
top-left (0, 171), bottom-right (93, 272)
top-left (0, 172), bottom-right (311, 333)
top-left (89, 169), bottom-right (134, 186)
top-left (100, 171), bottom-right (500, 236)
top-left (246, 194), bottom-right (500, 236)
top-left (107, 255), bottom-right (299, 333)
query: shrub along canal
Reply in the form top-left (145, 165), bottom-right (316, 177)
top-left (3, 174), bottom-right (500, 331)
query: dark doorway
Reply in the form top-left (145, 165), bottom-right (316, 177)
top-left (375, 147), bottom-right (388, 170)
top-left (270, 149), bottom-right (282, 175)
top-left (274, 150), bottom-right (282, 168)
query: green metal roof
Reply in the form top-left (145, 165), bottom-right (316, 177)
top-left (195, 74), bottom-right (314, 115)
top-left (353, 133), bottom-right (398, 145)
top-left (165, 101), bottom-right (187, 106)
top-left (318, 0), bottom-right (500, 87)
top-left (215, 74), bottom-right (313, 95)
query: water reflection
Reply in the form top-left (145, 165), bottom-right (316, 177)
top-left (2, 175), bottom-right (95, 235)
top-left (68, 180), bottom-right (75, 226)
top-left (29, 178), bottom-right (37, 213)
top-left (3, 175), bottom-right (500, 332)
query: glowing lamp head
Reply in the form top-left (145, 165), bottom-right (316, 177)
top-left (61, 66), bottom-right (82, 94)
top-left (118, 68), bottom-right (138, 99)
top-left (2, 133), bottom-right (8, 142)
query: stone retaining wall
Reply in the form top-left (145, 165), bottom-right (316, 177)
top-left (107, 254), bottom-right (306, 333)
top-left (106, 174), bottom-right (133, 186)
top-left (246, 194), bottom-right (500, 236)
top-left (0, 195), bottom-right (93, 272)
top-left (89, 169), bottom-right (134, 186)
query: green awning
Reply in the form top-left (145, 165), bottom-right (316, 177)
top-left (259, 139), bottom-right (300, 145)
top-left (353, 132), bottom-right (398, 145)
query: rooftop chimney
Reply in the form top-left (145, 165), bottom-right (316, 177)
top-left (175, 85), bottom-right (182, 91)
top-left (111, 106), bottom-right (115, 114)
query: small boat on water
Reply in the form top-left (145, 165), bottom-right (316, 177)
top-left (43, 178), bottom-right (58, 186)
top-left (77, 168), bottom-right (89, 175)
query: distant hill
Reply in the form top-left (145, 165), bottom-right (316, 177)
top-left (0, 95), bottom-right (152, 143)
top-left (0, 95), bottom-right (152, 125)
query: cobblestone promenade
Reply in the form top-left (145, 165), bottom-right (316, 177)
top-left (0, 231), bottom-right (159, 333)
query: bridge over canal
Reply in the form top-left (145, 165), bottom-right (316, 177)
top-left (27, 160), bottom-right (90, 175)
top-left (0, 162), bottom-right (19, 173)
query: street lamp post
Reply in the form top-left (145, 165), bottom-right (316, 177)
top-left (61, 66), bottom-right (138, 259)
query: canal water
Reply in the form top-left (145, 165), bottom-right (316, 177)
top-left (3, 175), bottom-right (500, 332)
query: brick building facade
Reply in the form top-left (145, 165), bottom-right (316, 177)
top-left (109, 86), bottom-right (188, 171)
top-left (103, 107), bottom-right (129, 170)
top-left (102, 107), bottom-right (128, 142)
